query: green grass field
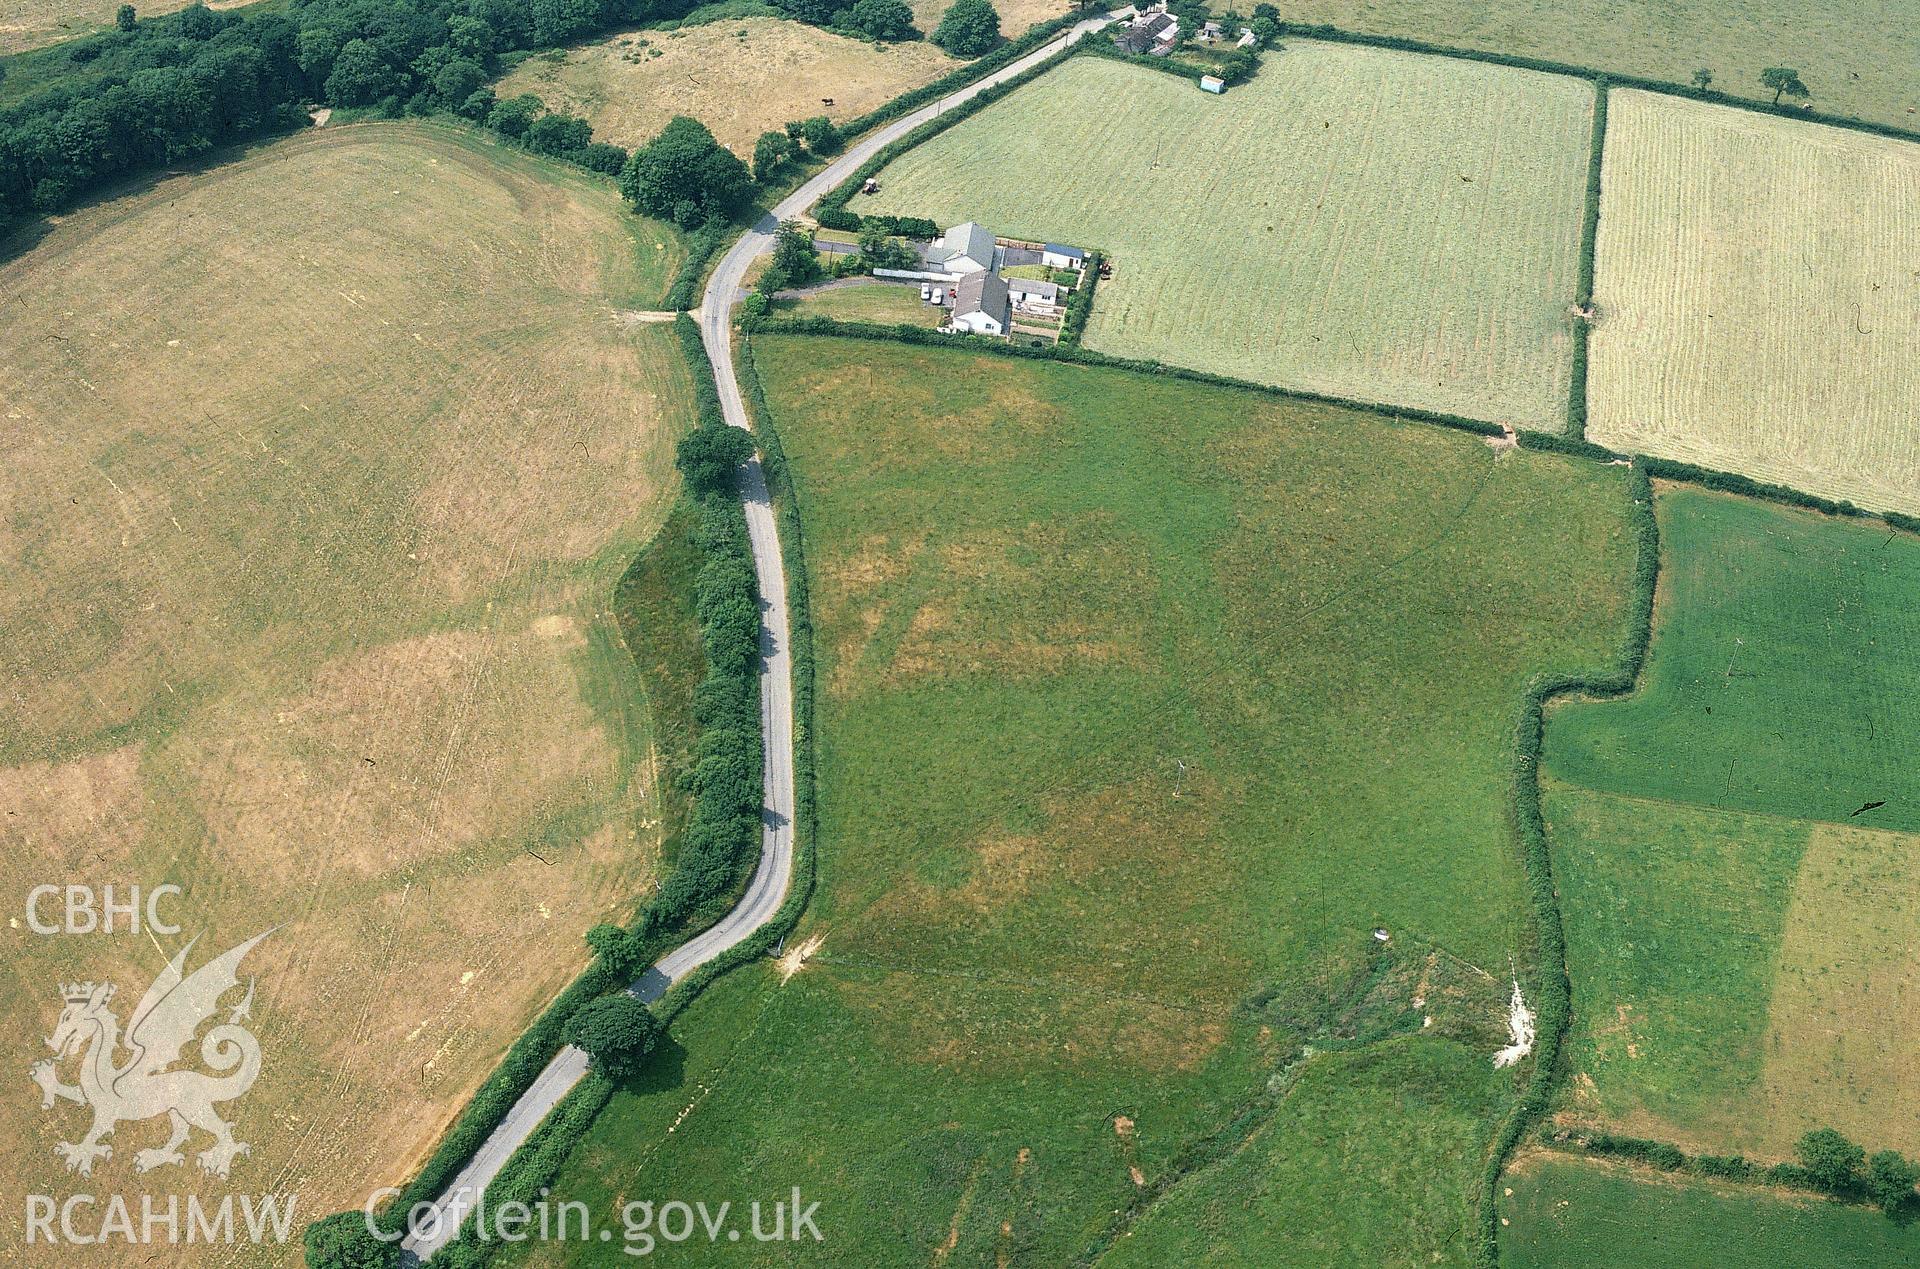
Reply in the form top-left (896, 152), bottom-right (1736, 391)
top-left (1280, 0), bottom-right (1920, 135)
top-left (853, 47), bottom-right (1594, 430)
top-left (507, 333), bottom-right (1641, 1263)
top-left (1103, 1038), bottom-right (1508, 1266)
top-left (1546, 490), bottom-right (1920, 1156)
top-left (780, 280), bottom-right (938, 325)
top-left (1501, 1155), bottom-right (1920, 1266)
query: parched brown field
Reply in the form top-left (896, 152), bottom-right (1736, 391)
top-left (1588, 90), bottom-right (1920, 514)
top-left (0, 123), bottom-right (689, 1254)
top-left (0, 0), bottom-right (245, 53)
top-left (495, 19), bottom-right (957, 154)
top-left (911, 0), bottom-right (1068, 39)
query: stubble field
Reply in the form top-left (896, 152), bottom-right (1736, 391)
top-left (494, 19), bottom-right (957, 154)
top-left (1546, 491), bottom-right (1920, 1158)
top-left (0, 123), bottom-right (690, 1249)
top-left (506, 333), bottom-right (1640, 1264)
top-left (1588, 90), bottom-right (1920, 515)
top-left (854, 47), bottom-right (1595, 429)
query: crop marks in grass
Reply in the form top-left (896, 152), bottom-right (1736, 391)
top-left (852, 47), bottom-right (1594, 430)
top-left (526, 333), bottom-right (1642, 1261)
top-left (0, 123), bottom-right (690, 1219)
top-left (1589, 91), bottom-right (1920, 516)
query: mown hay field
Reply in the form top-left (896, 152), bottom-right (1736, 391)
top-left (511, 334), bottom-right (1641, 1264)
top-left (854, 47), bottom-right (1594, 430)
top-left (495, 19), bottom-right (957, 153)
top-left (1500, 1154), bottom-right (1920, 1265)
top-left (1281, 0), bottom-right (1920, 135)
top-left (0, 122), bottom-right (691, 1248)
top-left (1547, 491), bottom-right (1920, 1158)
top-left (1588, 91), bottom-right (1920, 515)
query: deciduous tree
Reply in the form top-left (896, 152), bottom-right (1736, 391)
top-left (932, 0), bottom-right (999, 56)
top-left (565, 994), bottom-right (662, 1082)
top-left (1761, 66), bottom-right (1808, 105)
top-left (843, 0), bottom-right (914, 39)
top-left (1797, 1128), bottom-right (1864, 1194)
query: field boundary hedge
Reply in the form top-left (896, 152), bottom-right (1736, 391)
top-left (1549, 1130), bottom-right (1916, 1212)
top-left (1474, 462), bottom-right (1660, 1267)
top-left (745, 317), bottom-right (1920, 538)
top-left (835, 12), bottom-right (1084, 139)
top-left (337, 318), bottom-right (769, 1256)
top-left (1057, 249), bottom-right (1104, 348)
top-left (416, 319), bottom-right (824, 1265)
top-left (813, 35), bottom-right (1088, 226)
top-left (1567, 81), bottom-right (1608, 439)
top-left (1269, 20), bottom-right (1920, 148)
top-left (1077, 36), bottom-right (1208, 86)
top-left (744, 313), bottom-right (1509, 438)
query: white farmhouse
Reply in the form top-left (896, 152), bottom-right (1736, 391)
top-left (925, 222), bottom-right (996, 276)
top-left (950, 273), bottom-right (1011, 336)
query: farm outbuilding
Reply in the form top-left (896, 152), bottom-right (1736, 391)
top-left (925, 221), bottom-right (996, 276)
top-left (1006, 276), bottom-right (1059, 308)
top-left (1041, 243), bottom-right (1085, 269)
top-left (1200, 75), bottom-right (1226, 94)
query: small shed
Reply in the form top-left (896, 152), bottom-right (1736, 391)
top-left (1199, 74), bottom-right (1226, 94)
top-left (1041, 243), bottom-right (1085, 270)
top-left (1006, 277), bottom-right (1060, 309)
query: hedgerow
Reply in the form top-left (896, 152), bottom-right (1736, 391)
top-left (833, 12), bottom-right (1083, 139)
top-left (1078, 36), bottom-right (1209, 86)
top-left (814, 36), bottom-right (1086, 225)
top-left (1474, 463), bottom-right (1659, 1267)
top-left (743, 313), bottom-right (1511, 439)
top-left (1057, 248), bottom-right (1103, 348)
top-left (1268, 20), bottom-right (1920, 147)
top-left (1581, 1131), bottom-right (1688, 1171)
top-left (374, 318), bottom-right (769, 1265)
top-left (1568, 81), bottom-right (1608, 438)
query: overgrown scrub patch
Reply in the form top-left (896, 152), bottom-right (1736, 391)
top-left (852, 46), bottom-right (1594, 428)
top-left (514, 333), bottom-right (1641, 1262)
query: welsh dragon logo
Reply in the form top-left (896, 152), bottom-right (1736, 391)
top-left (29, 930), bottom-right (271, 1180)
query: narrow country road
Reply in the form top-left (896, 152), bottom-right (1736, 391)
top-left (401, 17), bottom-right (1109, 1260)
